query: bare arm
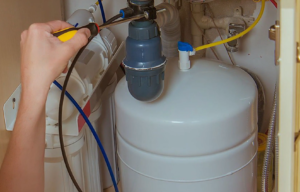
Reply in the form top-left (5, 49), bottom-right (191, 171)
top-left (0, 20), bottom-right (90, 192)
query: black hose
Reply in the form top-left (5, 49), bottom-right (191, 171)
top-left (105, 13), bottom-right (123, 24)
top-left (58, 43), bottom-right (90, 192)
top-left (58, 14), bottom-right (122, 192)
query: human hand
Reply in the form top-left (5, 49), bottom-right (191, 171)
top-left (20, 20), bottom-right (91, 94)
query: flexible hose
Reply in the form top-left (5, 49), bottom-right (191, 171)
top-left (58, 46), bottom-right (88, 192)
top-left (106, 13), bottom-right (123, 24)
top-left (274, 110), bottom-right (279, 192)
top-left (57, 14), bottom-right (122, 192)
top-left (262, 87), bottom-right (277, 192)
top-left (97, 0), bottom-right (107, 23)
top-left (194, 0), bottom-right (265, 51)
top-left (54, 80), bottom-right (119, 192)
top-left (57, 39), bottom-right (119, 192)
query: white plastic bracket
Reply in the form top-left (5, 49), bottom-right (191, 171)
top-left (3, 85), bottom-right (21, 131)
top-left (3, 42), bottom-right (126, 136)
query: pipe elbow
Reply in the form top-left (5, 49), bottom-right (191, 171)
top-left (155, 3), bottom-right (181, 58)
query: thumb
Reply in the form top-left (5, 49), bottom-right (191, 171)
top-left (62, 28), bottom-right (91, 58)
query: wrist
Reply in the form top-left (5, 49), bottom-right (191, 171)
top-left (21, 82), bottom-right (49, 104)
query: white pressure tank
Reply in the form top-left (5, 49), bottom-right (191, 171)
top-left (115, 56), bottom-right (258, 192)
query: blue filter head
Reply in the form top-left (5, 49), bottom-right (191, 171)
top-left (123, 20), bottom-right (166, 102)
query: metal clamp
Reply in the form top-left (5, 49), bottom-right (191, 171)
top-left (226, 23), bottom-right (245, 52)
top-left (143, 7), bottom-right (157, 20)
top-left (144, 8), bottom-right (166, 19)
top-left (269, 21), bottom-right (280, 65)
top-left (297, 42), bottom-right (300, 63)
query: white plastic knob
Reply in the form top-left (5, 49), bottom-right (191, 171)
top-left (178, 50), bottom-right (195, 70)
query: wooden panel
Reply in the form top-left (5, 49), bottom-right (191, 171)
top-left (295, 0), bottom-right (300, 191)
top-left (295, 64), bottom-right (300, 192)
top-left (0, 0), bottom-right (62, 166)
top-left (279, 0), bottom-right (296, 192)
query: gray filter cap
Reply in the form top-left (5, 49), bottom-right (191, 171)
top-left (123, 20), bottom-right (166, 102)
top-left (125, 65), bottom-right (165, 102)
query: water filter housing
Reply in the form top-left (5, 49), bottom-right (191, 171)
top-left (123, 20), bottom-right (166, 102)
top-left (115, 56), bottom-right (258, 192)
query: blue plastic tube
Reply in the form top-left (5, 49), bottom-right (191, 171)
top-left (53, 80), bottom-right (119, 192)
top-left (98, 0), bottom-right (107, 23)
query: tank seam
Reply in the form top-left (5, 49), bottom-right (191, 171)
top-left (117, 151), bottom-right (257, 183)
top-left (117, 130), bottom-right (257, 158)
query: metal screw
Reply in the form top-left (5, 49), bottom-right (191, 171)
top-left (144, 8), bottom-right (166, 20)
top-left (12, 98), bottom-right (16, 109)
top-left (144, 11), bottom-right (149, 19)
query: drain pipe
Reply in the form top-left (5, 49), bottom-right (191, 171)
top-left (155, 3), bottom-right (181, 58)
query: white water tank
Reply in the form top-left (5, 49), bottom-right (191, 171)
top-left (115, 56), bottom-right (258, 192)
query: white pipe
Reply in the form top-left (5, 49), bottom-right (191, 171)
top-left (155, 3), bottom-right (181, 58)
top-left (191, 3), bottom-right (246, 31)
top-left (190, 3), bottom-right (205, 57)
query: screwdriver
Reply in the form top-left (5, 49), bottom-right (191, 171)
top-left (52, 23), bottom-right (100, 42)
top-left (52, 14), bottom-right (148, 42)
top-left (52, 7), bottom-right (168, 42)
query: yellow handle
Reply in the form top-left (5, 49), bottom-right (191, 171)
top-left (57, 30), bottom-right (78, 42)
top-left (53, 23), bottom-right (99, 43)
top-left (52, 27), bottom-right (78, 42)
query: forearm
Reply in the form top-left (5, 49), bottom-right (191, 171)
top-left (0, 20), bottom-right (90, 192)
top-left (0, 87), bottom-right (48, 192)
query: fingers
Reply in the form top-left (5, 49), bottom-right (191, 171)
top-left (61, 28), bottom-right (91, 57)
top-left (27, 23), bottom-right (47, 36)
top-left (62, 66), bottom-right (68, 74)
top-left (20, 30), bottom-right (28, 43)
top-left (26, 21), bottom-right (72, 38)
top-left (46, 20), bottom-right (73, 33)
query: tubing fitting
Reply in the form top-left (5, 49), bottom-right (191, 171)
top-left (127, 0), bottom-right (155, 20)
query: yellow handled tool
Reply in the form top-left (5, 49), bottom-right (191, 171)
top-left (53, 23), bottom-right (100, 42)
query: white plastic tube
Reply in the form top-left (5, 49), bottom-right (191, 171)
top-left (155, 3), bottom-right (181, 58)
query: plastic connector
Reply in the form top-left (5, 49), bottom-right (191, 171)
top-left (120, 8), bottom-right (134, 18)
top-left (88, 4), bottom-right (98, 13)
top-left (178, 42), bottom-right (195, 70)
top-left (178, 41), bottom-right (194, 52)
